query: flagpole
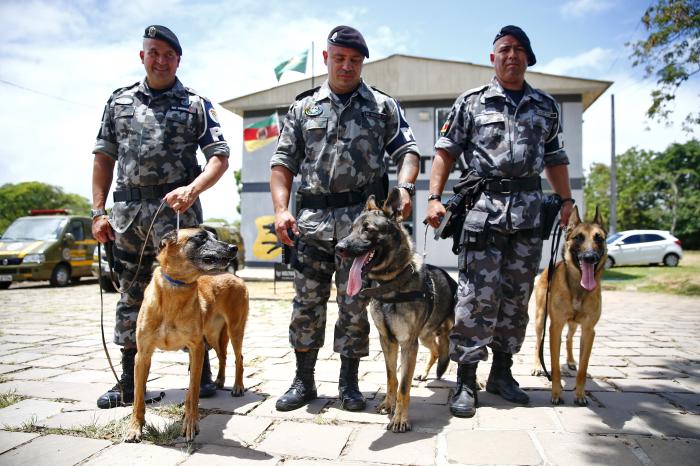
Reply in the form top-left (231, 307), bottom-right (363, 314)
top-left (311, 41), bottom-right (315, 88)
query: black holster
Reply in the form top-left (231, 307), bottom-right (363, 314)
top-left (540, 194), bottom-right (563, 239)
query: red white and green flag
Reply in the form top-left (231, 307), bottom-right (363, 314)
top-left (243, 113), bottom-right (280, 152)
top-left (274, 50), bottom-right (308, 81)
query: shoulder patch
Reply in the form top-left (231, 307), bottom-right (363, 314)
top-left (295, 86), bottom-right (321, 101)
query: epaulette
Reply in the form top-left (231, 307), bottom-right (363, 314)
top-left (370, 86), bottom-right (390, 98)
top-left (185, 87), bottom-right (209, 102)
top-left (463, 84), bottom-right (489, 98)
top-left (112, 81), bottom-right (139, 96)
top-left (295, 86), bottom-right (320, 101)
top-left (535, 88), bottom-right (559, 108)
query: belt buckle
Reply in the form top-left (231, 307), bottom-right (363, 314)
top-left (500, 179), bottom-right (512, 194)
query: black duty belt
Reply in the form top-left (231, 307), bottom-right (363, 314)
top-left (113, 182), bottom-right (188, 202)
top-left (484, 176), bottom-right (541, 194)
top-left (298, 178), bottom-right (385, 210)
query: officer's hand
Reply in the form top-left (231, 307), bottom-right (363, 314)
top-left (164, 186), bottom-right (196, 213)
top-left (275, 210), bottom-right (299, 246)
top-left (92, 216), bottom-right (114, 243)
top-left (425, 200), bottom-right (446, 229)
top-left (559, 201), bottom-right (573, 228)
top-left (398, 189), bottom-right (412, 220)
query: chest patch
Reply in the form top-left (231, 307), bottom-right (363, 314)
top-left (304, 104), bottom-right (323, 117)
top-left (114, 96), bottom-right (133, 105)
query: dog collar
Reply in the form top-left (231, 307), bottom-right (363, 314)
top-left (161, 272), bottom-right (194, 287)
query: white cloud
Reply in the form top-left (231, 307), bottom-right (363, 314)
top-left (560, 0), bottom-right (614, 18)
top-left (539, 47), bottom-right (614, 77)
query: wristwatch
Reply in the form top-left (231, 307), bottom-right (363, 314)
top-left (91, 208), bottom-right (107, 219)
top-left (428, 193), bottom-right (442, 202)
top-left (396, 182), bottom-right (415, 197)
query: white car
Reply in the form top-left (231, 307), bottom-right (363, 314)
top-left (605, 230), bottom-right (683, 268)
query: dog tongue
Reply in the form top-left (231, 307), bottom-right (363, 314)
top-left (347, 252), bottom-right (370, 298)
top-left (580, 262), bottom-right (597, 291)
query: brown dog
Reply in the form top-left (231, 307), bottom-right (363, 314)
top-left (124, 228), bottom-right (249, 442)
top-left (532, 206), bottom-right (607, 406)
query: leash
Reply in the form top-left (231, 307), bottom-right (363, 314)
top-left (538, 223), bottom-right (564, 382)
top-left (97, 199), bottom-right (171, 405)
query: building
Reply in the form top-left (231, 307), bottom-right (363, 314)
top-left (221, 54), bottom-right (612, 270)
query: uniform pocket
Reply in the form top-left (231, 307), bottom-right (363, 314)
top-left (165, 109), bottom-right (196, 140)
top-left (474, 112), bottom-right (505, 145)
top-left (113, 105), bottom-right (135, 140)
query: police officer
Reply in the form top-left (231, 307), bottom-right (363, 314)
top-left (91, 25), bottom-right (230, 408)
top-left (270, 25), bottom-right (420, 412)
top-left (425, 25), bottom-right (573, 417)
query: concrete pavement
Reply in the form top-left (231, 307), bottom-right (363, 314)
top-left (0, 272), bottom-right (698, 465)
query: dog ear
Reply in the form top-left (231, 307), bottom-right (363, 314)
top-left (592, 205), bottom-right (607, 233)
top-left (365, 195), bottom-right (380, 211)
top-left (568, 205), bottom-right (581, 229)
top-left (382, 187), bottom-right (403, 221)
top-left (159, 230), bottom-right (178, 253)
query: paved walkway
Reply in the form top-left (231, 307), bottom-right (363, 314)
top-left (0, 272), bottom-right (698, 465)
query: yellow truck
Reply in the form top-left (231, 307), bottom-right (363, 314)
top-left (0, 210), bottom-right (97, 289)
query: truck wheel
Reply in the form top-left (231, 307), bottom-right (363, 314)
top-left (50, 264), bottom-right (71, 287)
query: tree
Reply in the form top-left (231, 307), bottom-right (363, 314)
top-left (628, 0), bottom-right (700, 132)
top-left (584, 140), bottom-right (700, 248)
top-left (0, 182), bottom-right (90, 234)
top-left (233, 168), bottom-right (243, 215)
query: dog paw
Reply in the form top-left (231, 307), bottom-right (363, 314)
top-left (231, 385), bottom-right (245, 397)
top-left (531, 368), bottom-right (545, 376)
top-left (123, 425), bottom-right (142, 443)
top-left (574, 396), bottom-right (588, 406)
top-left (413, 373), bottom-right (428, 382)
top-left (376, 399), bottom-right (395, 415)
top-left (387, 417), bottom-right (412, 433)
top-left (180, 416), bottom-right (200, 442)
top-left (215, 377), bottom-right (225, 389)
top-left (550, 396), bottom-right (564, 405)
top-left (567, 362), bottom-right (577, 371)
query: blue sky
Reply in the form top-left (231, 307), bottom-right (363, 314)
top-left (1, 0), bottom-right (697, 222)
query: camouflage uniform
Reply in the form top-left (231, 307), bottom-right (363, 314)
top-left (436, 77), bottom-right (568, 364)
top-left (93, 78), bottom-right (229, 348)
top-left (271, 79), bottom-right (419, 358)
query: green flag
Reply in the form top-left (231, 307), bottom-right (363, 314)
top-left (274, 50), bottom-right (308, 81)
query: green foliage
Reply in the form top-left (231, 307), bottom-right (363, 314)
top-left (0, 182), bottom-right (91, 234)
top-left (233, 168), bottom-right (242, 214)
top-left (585, 140), bottom-right (700, 248)
top-left (628, 0), bottom-right (700, 131)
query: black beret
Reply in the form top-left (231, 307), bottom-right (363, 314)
top-left (144, 25), bottom-right (182, 56)
top-left (493, 25), bottom-right (536, 66)
top-left (327, 25), bottom-right (369, 58)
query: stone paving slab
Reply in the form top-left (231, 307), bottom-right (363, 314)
top-left (535, 432), bottom-right (643, 466)
top-left (0, 430), bottom-right (39, 454)
top-left (182, 443), bottom-right (278, 465)
top-left (476, 405), bottom-right (560, 431)
top-left (0, 399), bottom-right (71, 428)
top-left (83, 441), bottom-right (189, 465)
top-left (637, 411), bottom-right (700, 439)
top-left (40, 406), bottom-right (132, 429)
top-left (635, 436), bottom-right (700, 466)
top-left (1, 433), bottom-right (111, 466)
top-left (446, 430), bottom-right (541, 465)
top-left (592, 391), bottom-right (681, 413)
top-left (554, 405), bottom-right (653, 435)
top-left (257, 421), bottom-right (353, 460)
top-left (343, 426), bottom-right (437, 465)
top-left (195, 413), bottom-right (271, 446)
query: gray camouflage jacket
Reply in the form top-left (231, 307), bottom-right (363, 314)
top-left (435, 77), bottom-right (569, 232)
top-left (271, 79), bottom-right (419, 241)
top-left (93, 78), bottom-right (229, 233)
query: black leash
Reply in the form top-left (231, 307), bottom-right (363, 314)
top-left (97, 200), bottom-right (169, 405)
top-left (538, 223), bottom-right (564, 382)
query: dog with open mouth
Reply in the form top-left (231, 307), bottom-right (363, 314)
top-left (532, 205), bottom-right (607, 406)
top-left (336, 188), bottom-right (457, 432)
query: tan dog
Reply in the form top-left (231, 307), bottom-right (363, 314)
top-left (124, 228), bottom-right (249, 442)
top-left (532, 206), bottom-right (607, 406)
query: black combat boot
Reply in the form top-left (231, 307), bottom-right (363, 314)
top-left (97, 347), bottom-right (136, 409)
top-left (199, 351), bottom-right (217, 398)
top-left (485, 350), bottom-right (529, 404)
top-left (276, 349), bottom-right (319, 411)
top-left (338, 355), bottom-right (366, 411)
top-left (449, 362), bottom-right (478, 418)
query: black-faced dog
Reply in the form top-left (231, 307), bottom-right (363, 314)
top-left (336, 188), bottom-right (457, 433)
top-left (124, 228), bottom-right (249, 443)
top-left (532, 206), bottom-right (607, 406)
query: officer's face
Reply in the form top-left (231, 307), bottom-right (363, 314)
top-left (490, 35), bottom-right (528, 90)
top-left (324, 45), bottom-right (364, 94)
top-left (140, 39), bottom-right (180, 90)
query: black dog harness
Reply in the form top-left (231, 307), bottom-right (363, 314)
top-left (360, 264), bottom-right (437, 322)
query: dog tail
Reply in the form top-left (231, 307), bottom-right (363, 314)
top-left (436, 353), bottom-right (450, 379)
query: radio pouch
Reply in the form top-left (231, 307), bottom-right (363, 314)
top-left (463, 210), bottom-right (490, 252)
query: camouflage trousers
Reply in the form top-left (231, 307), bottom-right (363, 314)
top-left (290, 237), bottom-right (370, 358)
top-left (112, 201), bottom-right (199, 348)
top-left (450, 229), bottom-right (542, 364)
